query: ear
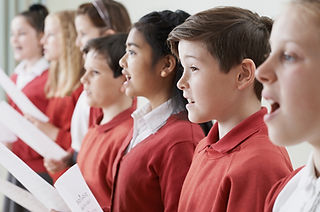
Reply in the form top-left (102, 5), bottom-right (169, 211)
top-left (159, 55), bottom-right (177, 78)
top-left (236, 58), bottom-right (256, 90)
top-left (101, 29), bottom-right (116, 36)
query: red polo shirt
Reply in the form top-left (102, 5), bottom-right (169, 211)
top-left (111, 112), bottom-right (205, 212)
top-left (46, 85), bottom-right (83, 182)
top-left (10, 70), bottom-right (49, 173)
top-left (77, 104), bottom-right (135, 210)
top-left (178, 108), bottom-right (293, 212)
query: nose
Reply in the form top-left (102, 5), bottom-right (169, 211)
top-left (119, 53), bottom-right (127, 70)
top-left (40, 34), bottom-right (46, 45)
top-left (75, 35), bottom-right (82, 49)
top-left (80, 70), bottom-right (89, 85)
top-left (255, 57), bottom-right (277, 84)
top-left (177, 69), bottom-right (189, 91)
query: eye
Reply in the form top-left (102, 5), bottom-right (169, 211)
top-left (281, 52), bottom-right (296, 63)
top-left (92, 70), bottom-right (100, 75)
top-left (190, 65), bottom-right (199, 72)
top-left (127, 49), bottom-right (136, 56)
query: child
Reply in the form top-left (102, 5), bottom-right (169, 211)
top-left (43, 0), bottom-right (132, 173)
top-left (27, 10), bottom-right (83, 182)
top-left (72, 0), bottom-right (131, 152)
top-left (168, 6), bottom-right (293, 212)
top-left (255, 0), bottom-right (320, 211)
top-left (4, 4), bottom-right (50, 212)
top-left (76, 33), bottom-right (134, 211)
top-left (111, 10), bottom-right (208, 212)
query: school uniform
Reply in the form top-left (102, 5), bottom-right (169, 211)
top-left (265, 153), bottom-right (320, 212)
top-left (77, 104), bottom-right (135, 211)
top-left (9, 58), bottom-right (49, 172)
top-left (45, 84), bottom-right (83, 182)
top-left (4, 58), bottom-right (51, 212)
top-left (177, 108), bottom-right (293, 212)
top-left (111, 100), bottom-right (205, 212)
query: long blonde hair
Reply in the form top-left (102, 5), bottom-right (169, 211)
top-left (45, 10), bottom-right (84, 98)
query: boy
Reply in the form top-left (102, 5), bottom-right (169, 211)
top-left (168, 6), bottom-right (293, 212)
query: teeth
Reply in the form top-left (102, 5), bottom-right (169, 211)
top-left (263, 98), bottom-right (275, 114)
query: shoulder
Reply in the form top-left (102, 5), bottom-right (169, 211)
top-left (264, 167), bottom-right (303, 212)
top-left (158, 116), bottom-right (204, 145)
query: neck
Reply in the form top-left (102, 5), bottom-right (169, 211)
top-left (24, 55), bottom-right (42, 70)
top-left (147, 92), bottom-right (171, 110)
top-left (218, 96), bottom-right (261, 139)
top-left (100, 96), bottom-right (133, 125)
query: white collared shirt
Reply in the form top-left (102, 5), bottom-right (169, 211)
top-left (15, 57), bottom-right (49, 90)
top-left (126, 99), bottom-right (176, 153)
top-left (273, 152), bottom-right (320, 212)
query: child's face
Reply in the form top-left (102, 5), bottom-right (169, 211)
top-left (120, 28), bottom-right (161, 99)
top-left (256, 6), bottom-right (320, 146)
top-left (178, 40), bottom-right (238, 123)
top-left (41, 16), bottom-right (62, 61)
top-left (81, 51), bottom-right (124, 108)
top-left (10, 16), bottom-right (42, 62)
top-left (75, 15), bottom-right (102, 51)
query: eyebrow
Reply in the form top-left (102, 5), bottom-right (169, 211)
top-left (127, 42), bottom-right (141, 48)
top-left (183, 54), bottom-right (199, 60)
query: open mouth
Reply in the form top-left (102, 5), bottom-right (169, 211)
top-left (271, 102), bottom-right (280, 113)
top-left (266, 98), bottom-right (280, 114)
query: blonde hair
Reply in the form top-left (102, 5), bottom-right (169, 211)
top-left (45, 10), bottom-right (84, 98)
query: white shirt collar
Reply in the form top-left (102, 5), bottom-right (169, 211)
top-left (15, 58), bottom-right (49, 89)
top-left (126, 99), bottom-right (176, 152)
top-left (274, 151), bottom-right (320, 212)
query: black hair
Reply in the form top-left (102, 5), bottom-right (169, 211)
top-left (134, 10), bottom-right (213, 134)
top-left (82, 33), bottom-right (128, 78)
top-left (19, 4), bottom-right (48, 33)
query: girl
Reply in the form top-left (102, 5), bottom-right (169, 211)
top-left (43, 0), bottom-right (132, 173)
top-left (28, 10), bottom-right (83, 183)
top-left (72, 0), bottom-right (131, 152)
top-left (77, 33), bottom-right (134, 211)
top-left (111, 10), bottom-right (209, 212)
top-left (256, 0), bottom-right (320, 211)
top-left (4, 4), bottom-right (50, 212)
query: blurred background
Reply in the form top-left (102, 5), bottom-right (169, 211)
top-left (0, 0), bottom-right (312, 210)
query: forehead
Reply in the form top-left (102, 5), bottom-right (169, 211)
top-left (11, 16), bottom-right (31, 28)
top-left (271, 5), bottom-right (320, 47)
top-left (127, 28), bottom-right (147, 47)
top-left (178, 40), bottom-right (212, 62)
top-left (75, 14), bottom-right (94, 27)
top-left (45, 16), bottom-right (60, 29)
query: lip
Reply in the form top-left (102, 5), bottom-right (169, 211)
top-left (262, 94), bottom-right (280, 123)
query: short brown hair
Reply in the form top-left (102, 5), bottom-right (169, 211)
top-left (168, 6), bottom-right (273, 100)
top-left (76, 0), bottom-right (131, 33)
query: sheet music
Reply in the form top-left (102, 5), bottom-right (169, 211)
top-left (0, 122), bottom-right (17, 143)
top-left (0, 68), bottom-right (48, 122)
top-left (0, 179), bottom-right (50, 212)
top-left (54, 164), bottom-right (103, 212)
top-left (0, 101), bottom-right (68, 160)
top-left (0, 143), bottom-right (70, 211)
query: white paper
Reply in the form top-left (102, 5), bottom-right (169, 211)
top-left (0, 122), bottom-right (17, 143)
top-left (0, 143), bottom-right (70, 211)
top-left (0, 101), bottom-right (68, 160)
top-left (54, 164), bottom-right (103, 212)
top-left (0, 68), bottom-right (48, 122)
top-left (0, 178), bottom-right (50, 212)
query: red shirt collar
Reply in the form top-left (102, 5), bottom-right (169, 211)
top-left (204, 107), bottom-right (267, 154)
top-left (95, 104), bottom-right (135, 133)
